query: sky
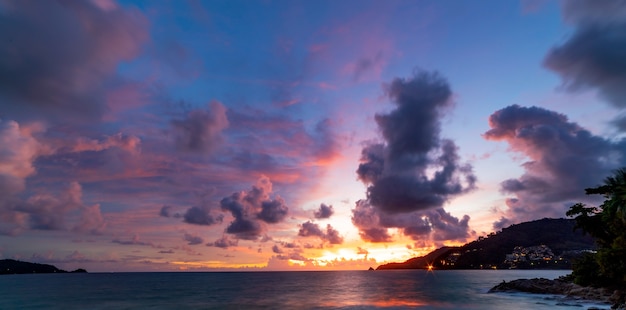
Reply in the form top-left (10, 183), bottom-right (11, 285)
top-left (1, 0), bottom-right (626, 272)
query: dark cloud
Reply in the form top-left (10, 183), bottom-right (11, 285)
top-left (544, 1), bottom-right (626, 114)
top-left (428, 209), bottom-right (472, 241)
top-left (493, 216), bottom-right (512, 231)
top-left (390, 208), bottom-right (472, 242)
top-left (352, 70), bottom-right (475, 243)
top-left (112, 234), bottom-right (159, 248)
top-left (544, 23), bottom-right (626, 108)
top-left (351, 200), bottom-right (392, 243)
top-left (351, 199), bottom-right (472, 243)
top-left (271, 245), bottom-right (283, 254)
top-left (356, 143), bottom-right (385, 184)
top-left (297, 221), bottom-right (343, 244)
top-left (611, 115), bottom-right (626, 132)
top-left (219, 176), bottom-right (288, 240)
top-left (159, 206), bottom-right (171, 217)
top-left (171, 101), bottom-right (229, 153)
top-left (280, 241), bottom-right (299, 249)
top-left (356, 71), bottom-right (475, 214)
top-left (324, 225), bottom-right (343, 244)
top-left (485, 105), bottom-right (626, 228)
top-left (219, 193), bottom-right (262, 240)
top-left (313, 203), bottom-right (334, 219)
top-left (184, 233), bottom-right (204, 245)
top-left (359, 228), bottom-right (392, 243)
top-left (159, 205), bottom-right (181, 218)
top-left (298, 221), bottom-right (325, 237)
top-left (0, 0), bottom-right (148, 122)
top-left (276, 251), bottom-right (310, 262)
top-left (183, 206), bottom-right (224, 226)
top-left (206, 236), bottom-right (238, 248)
top-left (257, 199), bottom-right (288, 224)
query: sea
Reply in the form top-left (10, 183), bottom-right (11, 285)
top-left (0, 270), bottom-right (612, 309)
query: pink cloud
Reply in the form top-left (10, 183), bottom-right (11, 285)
top-left (67, 133), bottom-right (141, 154)
top-left (0, 120), bottom-right (48, 180)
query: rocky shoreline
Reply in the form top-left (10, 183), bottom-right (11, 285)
top-left (489, 277), bottom-right (626, 309)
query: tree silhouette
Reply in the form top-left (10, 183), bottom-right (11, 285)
top-left (567, 168), bottom-right (626, 286)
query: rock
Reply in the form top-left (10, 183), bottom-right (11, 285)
top-left (488, 278), bottom-right (573, 295)
top-left (489, 277), bottom-right (625, 309)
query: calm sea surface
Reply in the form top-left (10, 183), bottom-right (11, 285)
top-left (0, 270), bottom-right (611, 309)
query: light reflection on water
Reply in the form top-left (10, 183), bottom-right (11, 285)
top-left (0, 270), bottom-right (611, 309)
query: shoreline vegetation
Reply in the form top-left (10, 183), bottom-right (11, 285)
top-left (0, 259), bottom-right (87, 275)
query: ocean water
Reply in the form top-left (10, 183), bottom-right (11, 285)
top-left (0, 270), bottom-right (611, 309)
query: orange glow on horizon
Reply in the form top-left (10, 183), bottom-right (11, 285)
top-left (170, 260), bottom-right (266, 270)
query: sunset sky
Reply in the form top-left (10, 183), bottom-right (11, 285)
top-left (1, 0), bottom-right (625, 272)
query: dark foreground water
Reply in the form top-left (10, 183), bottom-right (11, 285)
top-left (0, 270), bottom-right (611, 309)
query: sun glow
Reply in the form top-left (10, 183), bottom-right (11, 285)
top-left (170, 260), bottom-right (265, 270)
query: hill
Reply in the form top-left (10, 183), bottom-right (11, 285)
top-left (0, 259), bottom-right (87, 275)
top-left (377, 218), bottom-right (595, 270)
top-left (376, 246), bottom-right (457, 270)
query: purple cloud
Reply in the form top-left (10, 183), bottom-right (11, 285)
top-left (546, 1), bottom-right (626, 128)
top-left (183, 206), bottom-right (224, 226)
top-left (297, 221), bottom-right (343, 245)
top-left (0, 0), bottom-right (148, 122)
top-left (206, 236), bottom-right (238, 249)
top-left (313, 203), bottom-right (334, 219)
top-left (218, 176), bottom-right (288, 240)
top-left (352, 70), bottom-right (475, 243)
top-left (171, 101), bottom-right (229, 153)
top-left (183, 232), bottom-right (204, 245)
top-left (3, 181), bottom-right (106, 234)
top-left (485, 104), bottom-right (626, 228)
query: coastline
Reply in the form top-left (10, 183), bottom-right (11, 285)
top-left (489, 277), bottom-right (626, 309)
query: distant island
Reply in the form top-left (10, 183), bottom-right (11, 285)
top-left (0, 259), bottom-right (87, 275)
top-left (376, 218), bottom-right (595, 270)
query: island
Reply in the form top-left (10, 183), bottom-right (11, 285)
top-left (0, 259), bottom-right (87, 275)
